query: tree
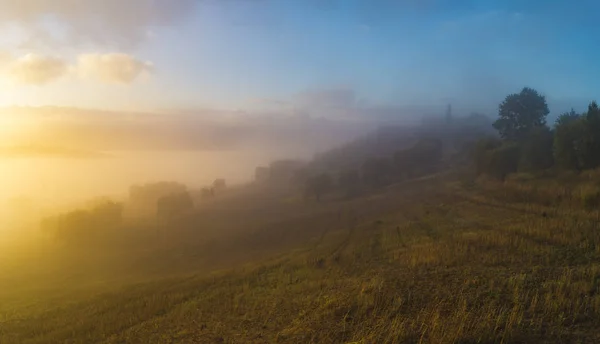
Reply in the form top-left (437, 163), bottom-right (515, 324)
top-left (90, 201), bottom-right (123, 227)
top-left (157, 192), bottom-right (194, 223)
top-left (473, 138), bottom-right (519, 180)
top-left (552, 102), bottom-right (600, 171)
top-left (128, 181), bottom-right (187, 217)
top-left (554, 110), bottom-right (585, 170)
top-left (473, 137), bottom-right (502, 176)
top-left (519, 126), bottom-right (554, 172)
top-left (57, 210), bottom-right (91, 240)
top-left (213, 178), bottom-right (226, 193)
top-left (305, 173), bottom-right (333, 201)
top-left (487, 144), bottom-right (521, 180)
top-left (41, 201), bottom-right (124, 242)
top-left (555, 109), bottom-right (580, 127)
top-left (493, 87), bottom-right (549, 140)
top-left (201, 187), bottom-right (215, 200)
top-left (581, 101), bottom-right (600, 169)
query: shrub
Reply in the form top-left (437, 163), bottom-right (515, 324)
top-left (473, 137), bottom-right (502, 176)
top-left (485, 143), bottom-right (521, 180)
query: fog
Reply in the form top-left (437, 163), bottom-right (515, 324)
top-left (1, 150), bottom-right (272, 204)
top-left (2, 1), bottom-right (600, 341)
top-left (0, 0), bottom-right (594, 262)
top-left (0, 107), bottom-right (378, 241)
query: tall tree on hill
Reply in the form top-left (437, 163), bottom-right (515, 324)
top-left (581, 102), bottom-right (600, 169)
top-left (554, 109), bottom-right (584, 170)
top-left (493, 87), bottom-right (549, 141)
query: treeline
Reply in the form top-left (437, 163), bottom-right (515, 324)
top-left (473, 87), bottom-right (600, 180)
top-left (129, 179), bottom-right (226, 221)
top-left (302, 137), bottom-right (444, 200)
top-left (296, 111), bottom-right (496, 201)
top-left (41, 201), bottom-right (123, 242)
top-left (41, 179), bottom-right (228, 242)
top-left (309, 112), bottom-right (494, 174)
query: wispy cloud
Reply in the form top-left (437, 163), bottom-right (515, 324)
top-left (0, 0), bottom-right (197, 49)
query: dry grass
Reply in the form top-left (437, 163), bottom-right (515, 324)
top-left (3, 174), bottom-right (600, 343)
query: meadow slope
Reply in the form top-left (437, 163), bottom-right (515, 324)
top-left (3, 175), bottom-right (600, 343)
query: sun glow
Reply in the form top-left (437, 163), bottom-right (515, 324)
top-left (0, 116), bottom-right (18, 137)
top-left (0, 113), bottom-right (32, 144)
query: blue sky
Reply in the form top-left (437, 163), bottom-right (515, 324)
top-left (0, 0), bottom-right (599, 119)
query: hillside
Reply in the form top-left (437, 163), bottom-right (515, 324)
top-left (308, 114), bottom-right (494, 174)
top-left (3, 172), bottom-right (600, 343)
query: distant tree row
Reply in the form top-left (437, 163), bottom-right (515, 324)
top-left (474, 86), bottom-right (600, 179)
top-left (303, 137), bottom-right (444, 201)
top-left (128, 179), bottom-right (227, 223)
top-left (157, 192), bottom-right (194, 224)
top-left (253, 109), bottom-right (495, 201)
top-left (42, 178), bottom-right (229, 241)
top-left (153, 178), bottom-right (226, 224)
top-left (41, 201), bottom-right (123, 242)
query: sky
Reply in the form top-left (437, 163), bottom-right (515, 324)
top-left (0, 0), bottom-right (599, 214)
top-left (0, 0), bottom-right (598, 148)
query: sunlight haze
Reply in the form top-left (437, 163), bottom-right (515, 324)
top-left (2, 1), bottom-right (600, 343)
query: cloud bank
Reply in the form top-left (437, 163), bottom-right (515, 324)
top-left (0, 52), bottom-right (152, 85)
top-left (8, 53), bottom-right (68, 85)
top-left (76, 53), bottom-right (154, 84)
top-left (2, 106), bottom-right (372, 157)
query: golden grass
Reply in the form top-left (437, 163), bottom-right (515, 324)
top-left (3, 174), bottom-right (600, 343)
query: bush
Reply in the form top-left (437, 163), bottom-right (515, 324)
top-left (477, 142), bottom-right (520, 180)
top-left (473, 137), bottom-right (502, 176)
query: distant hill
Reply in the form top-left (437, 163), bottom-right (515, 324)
top-left (0, 145), bottom-right (107, 158)
top-left (310, 125), bottom-right (416, 172)
top-left (309, 113), bottom-right (495, 173)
